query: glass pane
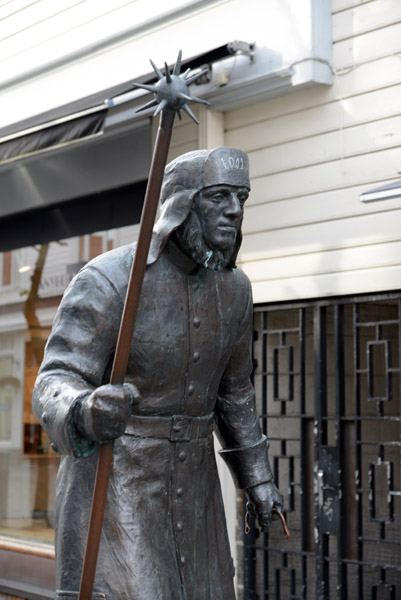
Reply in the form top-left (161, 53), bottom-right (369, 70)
top-left (0, 224), bottom-right (139, 548)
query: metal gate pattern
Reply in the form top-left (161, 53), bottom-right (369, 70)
top-left (243, 294), bottom-right (401, 599)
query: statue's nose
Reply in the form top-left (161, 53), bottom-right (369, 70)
top-left (224, 193), bottom-right (243, 217)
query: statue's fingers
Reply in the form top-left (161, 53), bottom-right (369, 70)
top-left (245, 500), bottom-right (257, 518)
top-left (256, 504), bottom-right (273, 530)
top-left (271, 509), bottom-right (281, 521)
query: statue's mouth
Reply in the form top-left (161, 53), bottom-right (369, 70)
top-left (217, 224), bottom-right (237, 234)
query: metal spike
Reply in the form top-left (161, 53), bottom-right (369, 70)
top-left (173, 50), bottom-right (182, 76)
top-left (187, 94), bottom-right (211, 106)
top-left (177, 109), bottom-right (182, 120)
top-left (153, 98), bottom-right (167, 117)
top-left (177, 92), bottom-right (193, 103)
top-left (182, 104), bottom-right (199, 124)
top-left (150, 59), bottom-right (164, 80)
top-left (135, 98), bottom-right (159, 113)
top-left (132, 82), bottom-right (158, 93)
top-left (164, 62), bottom-right (172, 84)
top-left (185, 68), bottom-right (209, 85)
top-left (181, 68), bottom-right (191, 80)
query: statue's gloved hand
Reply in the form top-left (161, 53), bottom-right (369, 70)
top-left (75, 383), bottom-right (140, 442)
top-left (245, 481), bottom-right (284, 531)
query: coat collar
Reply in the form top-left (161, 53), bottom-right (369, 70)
top-left (163, 238), bottom-right (199, 275)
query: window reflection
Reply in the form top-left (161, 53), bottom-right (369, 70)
top-left (0, 224), bottom-right (138, 546)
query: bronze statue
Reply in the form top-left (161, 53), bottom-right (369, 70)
top-left (33, 146), bottom-right (283, 599)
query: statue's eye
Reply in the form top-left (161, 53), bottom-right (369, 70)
top-left (212, 193), bottom-right (225, 201)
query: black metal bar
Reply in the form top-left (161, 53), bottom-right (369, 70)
top-left (314, 305), bottom-right (328, 599)
top-left (243, 504), bottom-right (259, 600)
top-left (302, 418), bottom-right (315, 555)
top-left (262, 311), bottom-right (268, 437)
top-left (335, 304), bottom-right (347, 600)
top-left (353, 303), bottom-right (364, 600)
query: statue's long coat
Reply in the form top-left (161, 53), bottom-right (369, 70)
top-left (33, 241), bottom-right (264, 600)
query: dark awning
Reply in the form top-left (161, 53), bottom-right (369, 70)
top-left (0, 106), bottom-right (106, 165)
top-left (0, 179), bottom-right (146, 252)
top-left (0, 119), bottom-right (151, 221)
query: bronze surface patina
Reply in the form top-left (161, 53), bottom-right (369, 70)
top-left (33, 54), bottom-right (283, 600)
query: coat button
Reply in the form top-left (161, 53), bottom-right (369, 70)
top-left (177, 522), bottom-right (183, 532)
top-left (193, 352), bottom-right (200, 363)
top-left (188, 384), bottom-right (195, 396)
top-left (42, 412), bottom-right (49, 425)
top-left (193, 316), bottom-right (200, 328)
top-left (51, 442), bottom-right (59, 453)
top-left (180, 556), bottom-right (186, 566)
top-left (178, 451), bottom-right (187, 462)
top-left (177, 488), bottom-right (184, 497)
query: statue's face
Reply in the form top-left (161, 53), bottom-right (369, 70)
top-left (194, 184), bottom-right (249, 251)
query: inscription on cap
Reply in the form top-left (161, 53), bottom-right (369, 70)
top-left (221, 156), bottom-right (245, 170)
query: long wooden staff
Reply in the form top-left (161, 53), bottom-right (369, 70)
top-left (78, 51), bottom-right (209, 600)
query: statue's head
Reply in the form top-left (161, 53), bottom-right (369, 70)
top-left (148, 147), bottom-right (250, 269)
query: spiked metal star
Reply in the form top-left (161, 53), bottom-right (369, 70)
top-left (133, 50), bottom-right (210, 123)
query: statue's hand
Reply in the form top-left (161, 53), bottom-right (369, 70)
top-left (75, 383), bottom-right (140, 442)
top-left (245, 481), bottom-right (284, 531)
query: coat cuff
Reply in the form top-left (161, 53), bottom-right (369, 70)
top-left (68, 400), bottom-right (98, 458)
top-left (218, 435), bottom-right (273, 489)
top-left (36, 381), bottom-right (96, 458)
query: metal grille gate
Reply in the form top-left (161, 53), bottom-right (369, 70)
top-left (243, 293), bottom-right (401, 600)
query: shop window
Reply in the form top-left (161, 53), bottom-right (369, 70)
top-left (2, 252), bottom-right (12, 286)
top-left (78, 232), bottom-right (115, 263)
top-left (0, 224), bottom-right (137, 553)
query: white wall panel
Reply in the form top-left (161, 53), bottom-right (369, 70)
top-left (332, 0), bottom-right (372, 14)
top-left (240, 209), bottom-right (401, 262)
top-left (244, 115), bottom-right (401, 178)
top-left (249, 147), bottom-right (401, 202)
top-left (332, 0), bottom-right (401, 41)
top-left (0, 0), bottom-right (44, 20)
top-left (226, 0), bottom-right (401, 303)
top-left (227, 84), bottom-right (401, 151)
top-left (249, 264), bottom-right (401, 303)
top-left (165, 111), bottom-right (199, 163)
top-left (240, 240), bottom-right (401, 283)
top-left (244, 182), bottom-right (401, 230)
top-left (333, 22), bottom-right (401, 70)
top-left (226, 54), bottom-right (401, 132)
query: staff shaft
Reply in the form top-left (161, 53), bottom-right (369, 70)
top-left (78, 110), bottom-right (175, 600)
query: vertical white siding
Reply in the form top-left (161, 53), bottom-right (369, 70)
top-left (226, 0), bottom-right (401, 303)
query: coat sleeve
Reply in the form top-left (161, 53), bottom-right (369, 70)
top-left (214, 273), bottom-right (273, 490)
top-left (33, 265), bottom-right (123, 457)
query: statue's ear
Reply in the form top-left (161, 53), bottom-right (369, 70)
top-left (147, 191), bottom-right (196, 264)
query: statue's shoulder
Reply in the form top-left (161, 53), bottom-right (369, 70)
top-left (86, 243), bottom-right (134, 274)
top-left (227, 265), bottom-right (252, 296)
top-left (77, 243), bottom-right (135, 298)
